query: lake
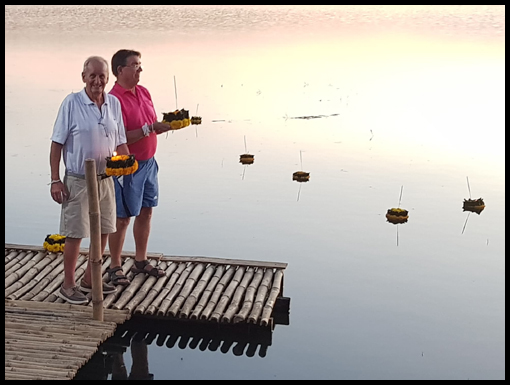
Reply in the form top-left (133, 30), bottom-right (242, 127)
top-left (4, 5), bottom-right (505, 380)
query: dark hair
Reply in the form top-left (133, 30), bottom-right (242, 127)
top-left (111, 49), bottom-right (141, 77)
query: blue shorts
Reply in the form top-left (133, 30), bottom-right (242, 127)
top-left (114, 156), bottom-right (159, 218)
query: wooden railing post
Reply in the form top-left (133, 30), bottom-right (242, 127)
top-left (85, 159), bottom-right (103, 321)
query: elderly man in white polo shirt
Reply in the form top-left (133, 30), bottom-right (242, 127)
top-left (49, 55), bottom-right (130, 304)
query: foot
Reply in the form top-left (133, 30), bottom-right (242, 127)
top-left (56, 284), bottom-right (88, 305)
top-left (131, 259), bottom-right (166, 278)
top-left (107, 266), bottom-right (131, 286)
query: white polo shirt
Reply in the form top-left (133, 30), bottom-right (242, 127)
top-left (51, 88), bottom-right (127, 175)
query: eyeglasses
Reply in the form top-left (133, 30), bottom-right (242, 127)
top-left (123, 63), bottom-right (142, 71)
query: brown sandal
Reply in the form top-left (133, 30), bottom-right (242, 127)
top-left (130, 260), bottom-right (165, 278)
top-left (107, 266), bottom-right (131, 286)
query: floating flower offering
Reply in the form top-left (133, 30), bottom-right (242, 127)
top-left (386, 208), bottom-right (409, 224)
top-left (162, 109), bottom-right (191, 130)
top-left (105, 154), bottom-right (138, 176)
top-left (463, 198), bottom-right (485, 214)
top-left (43, 234), bottom-right (65, 253)
top-left (239, 154), bottom-right (254, 165)
top-left (293, 171), bottom-right (310, 182)
top-left (191, 116), bottom-right (202, 125)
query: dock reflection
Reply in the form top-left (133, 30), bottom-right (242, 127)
top-left (74, 309), bottom-right (289, 380)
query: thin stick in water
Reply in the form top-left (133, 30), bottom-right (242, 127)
top-left (398, 185), bottom-right (403, 208)
top-left (461, 212), bottom-right (471, 234)
top-left (244, 135), bottom-right (248, 153)
top-left (196, 103), bottom-right (199, 115)
top-left (174, 75), bottom-right (178, 110)
top-left (466, 176), bottom-right (472, 199)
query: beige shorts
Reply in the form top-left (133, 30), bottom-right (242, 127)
top-left (60, 175), bottom-right (116, 238)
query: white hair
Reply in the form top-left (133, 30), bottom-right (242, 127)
top-left (82, 56), bottom-right (109, 73)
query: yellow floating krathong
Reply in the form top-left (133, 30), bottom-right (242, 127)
top-left (162, 109), bottom-right (191, 130)
top-left (105, 154), bottom-right (139, 176)
top-left (43, 234), bottom-right (66, 253)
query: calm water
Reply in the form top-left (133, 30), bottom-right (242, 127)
top-left (5, 5), bottom-right (505, 380)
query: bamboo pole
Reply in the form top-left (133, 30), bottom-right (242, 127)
top-left (134, 262), bottom-right (178, 314)
top-left (179, 264), bottom-right (216, 318)
top-left (167, 262), bottom-right (206, 317)
top-left (85, 159), bottom-right (103, 321)
top-left (157, 262), bottom-right (196, 316)
top-left (190, 265), bottom-right (226, 320)
top-left (210, 266), bottom-right (246, 322)
top-left (247, 268), bottom-right (274, 324)
top-left (260, 268), bottom-right (284, 326)
top-left (200, 266), bottom-right (235, 320)
top-left (222, 267), bottom-right (255, 323)
top-left (233, 267), bottom-right (264, 323)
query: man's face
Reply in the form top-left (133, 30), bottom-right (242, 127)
top-left (82, 60), bottom-right (109, 96)
top-left (117, 55), bottom-right (142, 87)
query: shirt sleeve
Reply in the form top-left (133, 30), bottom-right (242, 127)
top-left (50, 94), bottom-right (72, 145)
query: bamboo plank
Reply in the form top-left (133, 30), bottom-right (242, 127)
top-left (260, 269), bottom-right (284, 326)
top-left (222, 267), bottom-right (255, 323)
top-left (179, 264), bottom-right (216, 318)
top-left (134, 262), bottom-right (178, 314)
top-left (210, 266), bottom-right (246, 322)
top-left (5, 251), bottom-right (31, 275)
top-left (102, 257), bottom-right (136, 309)
top-left (233, 268), bottom-right (264, 323)
top-left (166, 262), bottom-right (206, 317)
top-left (157, 262), bottom-right (196, 316)
top-left (200, 266), bottom-right (236, 320)
top-left (112, 259), bottom-right (162, 310)
top-left (5, 251), bottom-right (47, 288)
top-left (5, 252), bottom-right (58, 299)
top-left (161, 254), bottom-right (287, 269)
top-left (248, 268), bottom-right (274, 324)
top-left (190, 264), bottom-right (226, 320)
top-left (123, 261), bottom-right (169, 313)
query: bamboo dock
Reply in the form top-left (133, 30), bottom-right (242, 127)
top-left (5, 243), bottom-right (289, 327)
top-left (5, 243), bottom-right (290, 379)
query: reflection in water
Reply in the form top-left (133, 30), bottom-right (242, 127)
top-left (75, 315), bottom-right (286, 380)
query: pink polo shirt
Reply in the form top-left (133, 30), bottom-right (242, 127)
top-left (109, 82), bottom-right (158, 161)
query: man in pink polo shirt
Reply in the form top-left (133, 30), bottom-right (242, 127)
top-left (106, 49), bottom-right (174, 285)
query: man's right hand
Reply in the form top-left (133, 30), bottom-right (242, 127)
top-left (50, 181), bottom-right (69, 204)
top-left (152, 121), bottom-right (174, 134)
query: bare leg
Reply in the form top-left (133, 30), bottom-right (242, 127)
top-left (108, 217), bottom-right (131, 268)
top-left (133, 207), bottom-right (152, 262)
top-left (62, 237), bottom-right (82, 289)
